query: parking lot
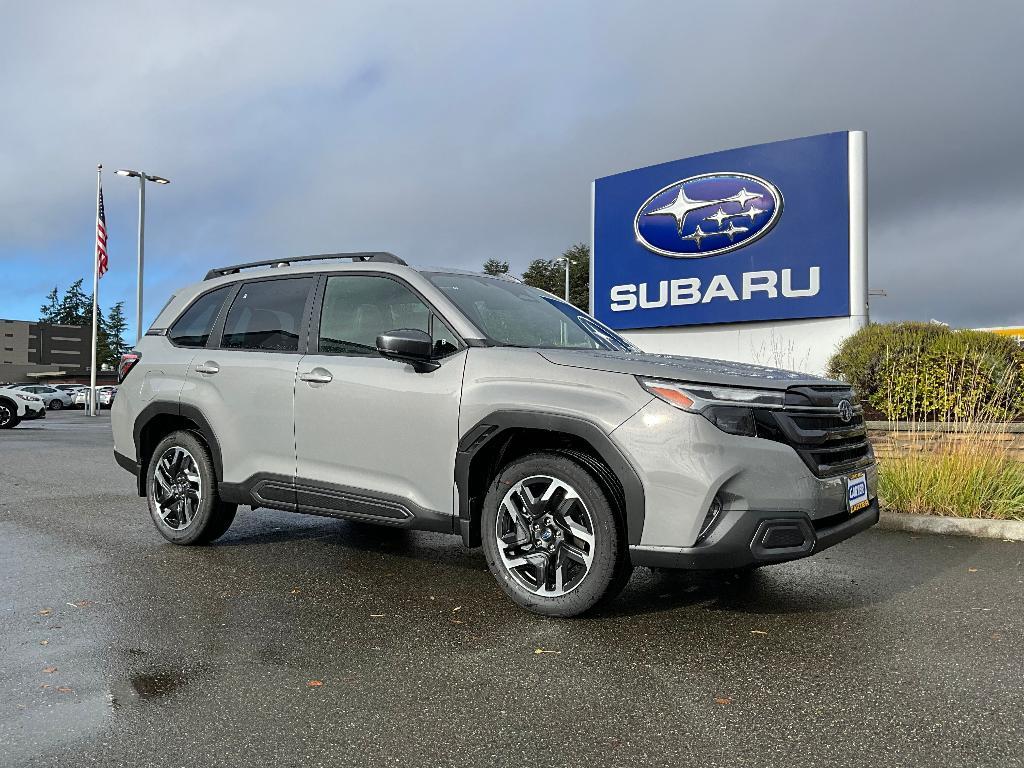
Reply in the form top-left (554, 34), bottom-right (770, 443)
top-left (0, 411), bottom-right (1021, 767)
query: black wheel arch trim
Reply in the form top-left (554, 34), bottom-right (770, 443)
top-left (455, 410), bottom-right (646, 548)
top-left (132, 401), bottom-right (225, 498)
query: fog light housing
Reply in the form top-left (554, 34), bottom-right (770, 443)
top-left (696, 496), bottom-right (724, 544)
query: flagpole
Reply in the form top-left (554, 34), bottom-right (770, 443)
top-left (90, 165), bottom-right (101, 417)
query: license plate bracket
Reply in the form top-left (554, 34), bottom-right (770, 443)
top-left (847, 471), bottom-right (869, 514)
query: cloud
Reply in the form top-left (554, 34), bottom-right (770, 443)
top-left (1, 0), bottom-right (1022, 332)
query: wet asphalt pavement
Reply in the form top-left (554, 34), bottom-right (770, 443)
top-left (1, 411), bottom-right (1022, 768)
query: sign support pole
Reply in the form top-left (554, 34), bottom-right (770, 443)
top-left (848, 130), bottom-right (869, 329)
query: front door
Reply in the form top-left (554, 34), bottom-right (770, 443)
top-left (294, 273), bottom-right (466, 530)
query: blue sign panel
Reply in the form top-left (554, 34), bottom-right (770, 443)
top-left (593, 132), bottom-right (851, 329)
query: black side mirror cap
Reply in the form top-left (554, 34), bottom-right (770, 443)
top-left (376, 328), bottom-right (439, 372)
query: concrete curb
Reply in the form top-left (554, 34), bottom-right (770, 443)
top-left (878, 511), bottom-right (1024, 541)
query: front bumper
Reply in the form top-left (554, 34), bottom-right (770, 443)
top-left (629, 498), bottom-right (879, 570)
top-left (23, 403), bottom-right (46, 420)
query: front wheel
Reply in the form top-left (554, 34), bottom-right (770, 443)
top-left (146, 430), bottom-right (237, 545)
top-left (481, 452), bottom-right (632, 617)
top-left (0, 401), bottom-right (21, 429)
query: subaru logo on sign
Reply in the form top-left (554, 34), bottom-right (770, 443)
top-left (634, 173), bottom-right (783, 259)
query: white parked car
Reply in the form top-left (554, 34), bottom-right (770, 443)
top-left (73, 386), bottom-right (116, 409)
top-left (0, 386), bottom-right (46, 428)
top-left (98, 387), bottom-right (118, 407)
top-left (15, 384), bottom-right (74, 410)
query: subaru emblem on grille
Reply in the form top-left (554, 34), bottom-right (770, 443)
top-left (837, 399), bottom-right (853, 423)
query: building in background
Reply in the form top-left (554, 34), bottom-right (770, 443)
top-left (974, 326), bottom-right (1024, 348)
top-left (0, 319), bottom-right (91, 384)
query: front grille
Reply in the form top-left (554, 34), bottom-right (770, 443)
top-left (756, 386), bottom-right (874, 478)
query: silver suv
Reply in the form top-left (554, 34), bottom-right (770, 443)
top-left (111, 252), bottom-right (878, 616)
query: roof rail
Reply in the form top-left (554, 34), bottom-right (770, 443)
top-left (203, 252), bottom-right (407, 281)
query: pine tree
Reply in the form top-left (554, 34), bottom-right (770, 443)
top-left (102, 301), bottom-right (130, 362)
top-left (39, 286), bottom-right (60, 323)
top-left (482, 258), bottom-right (510, 276)
top-left (56, 279), bottom-right (91, 326)
top-left (93, 303), bottom-right (114, 369)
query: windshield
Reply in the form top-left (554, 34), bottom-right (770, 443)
top-left (424, 272), bottom-right (640, 352)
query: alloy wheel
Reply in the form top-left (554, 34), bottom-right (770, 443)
top-left (152, 446), bottom-right (203, 531)
top-left (0, 404), bottom-right (11, 427)
top-left (494, 475), bottom-right (596, 597)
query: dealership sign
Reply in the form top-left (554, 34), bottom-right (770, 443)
top-left (592, 132), bottom-right (856, 329)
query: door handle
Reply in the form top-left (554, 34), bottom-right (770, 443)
top-left (195, 361), bottom-right (220, 374)
top-left (299, 368), bottom-right (333, 384)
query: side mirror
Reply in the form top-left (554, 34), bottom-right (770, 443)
top-left (376, 328), bottom-right (439, 372)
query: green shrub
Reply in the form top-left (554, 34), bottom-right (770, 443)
top-left (827, 322), bottom-right (1024, 420)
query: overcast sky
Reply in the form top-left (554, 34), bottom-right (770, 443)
top-left (1, 1), bottom-right (1021, 337)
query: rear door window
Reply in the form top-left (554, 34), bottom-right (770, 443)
top-left (168, 286), bottom-right (231, 348)
top-left (222, 278), bottom-right (314, 352)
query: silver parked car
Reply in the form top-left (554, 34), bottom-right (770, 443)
top-left (111, 253), bottom-right (878, 617)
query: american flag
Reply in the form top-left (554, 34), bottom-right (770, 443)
top-left (96, 184), bottom-right (108, 278)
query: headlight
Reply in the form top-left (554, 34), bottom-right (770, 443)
top-left (638, 378), bottom-right (784, 411)
top-left (638, 378), bottom-right (785, 437)
top-left (16, 393), bottom-right (41, 402)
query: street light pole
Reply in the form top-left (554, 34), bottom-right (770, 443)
top-left (115, 169), bottom-right (170, 345)
top-left (136, 175), bottom-right (145, 346)
top-left (556, 257), bottom-right (574, 303)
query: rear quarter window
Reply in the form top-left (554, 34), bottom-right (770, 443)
top-left (168, 286), bottom-right (231, 348)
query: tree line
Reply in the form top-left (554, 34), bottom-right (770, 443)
top-left (483, 243), bottom-right (590, 311)
top-left (38, 280), bottom-right (130, 369)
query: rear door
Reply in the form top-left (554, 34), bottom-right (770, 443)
top-left (181, 276), bottom-right (315, 506)
top-left (293, 273), bottom-right (466, 529)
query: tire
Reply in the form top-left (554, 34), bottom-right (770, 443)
top-left (145, 430), bottom-right (237, 545)
top-left (481, 452), bottom-right (632, 617)
top-left (0, 400), bottom-right (20, 429)
top-left (49, 399), bottom-right (63, 410)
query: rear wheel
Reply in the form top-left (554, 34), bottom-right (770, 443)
top-left (0, 400), bottom-right (20, 429)
top-left (146, 431), bottom-right (237, 545)
top-left (48, 399), bottom-right (63, 410)
top-left (481, 452), bottom-right (632, 617)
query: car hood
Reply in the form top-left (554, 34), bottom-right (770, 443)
top-left (537, 349), bottom-right (841, 391)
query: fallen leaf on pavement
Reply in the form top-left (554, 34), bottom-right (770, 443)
top-left (968, 568), bottom-right (978, 573)
top-left (307, 680), bottom-right (324, 688)
top-left (452, 606), bottom-right (462, 612)
top-left (714, 696), bottom-right (732, 705)
top-left (56, 687), bottom-right (73, 694)
top-left (39, 640), bottom-right (49, 646)
top-left (38, 609), bottom-right (52, 616)
top-left (534, 648), bottom-right (561, 655)
top-left (42, 666), bottom-right (57, 674)
top-left (290, 588), bottom-right (301, 594)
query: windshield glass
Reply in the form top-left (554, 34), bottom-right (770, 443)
top-left (424, 272), bottom-right (640, 352)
